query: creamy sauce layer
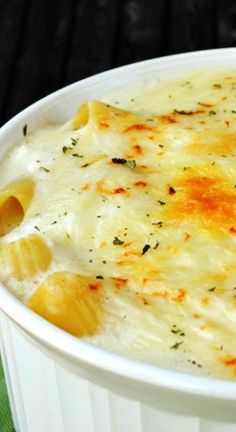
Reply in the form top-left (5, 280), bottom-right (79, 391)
top-left (1, 68), bottom-right (236, 379)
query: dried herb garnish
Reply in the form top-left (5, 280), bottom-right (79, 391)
top-left (171, 326), bottom-right (185, 336)
top-left (23, 124), bottom-right (28, 136)
top-left (71, 138), bottom-right (78, 146)
top-left (127, 159), bottom-right (136, 169)
top-left (198, 102), bottom-right (211, 107)
top-left (111, 158), bottom-right (136, 169)
top-left (111, 158), bottom-right (127, 165)
top-left (152, 221), bottom-right (163, 227)
top-left (72, 153), bottom-right (83, 158)
top-left (62, 146), bottom-right (73, 154)
top-left (96, 275), bottom-right (104, 279)
top-left (39, 167), bottom-right (50, 173)
top-left (157, 200), bottom-right (166, 206)
top-left (170, 341), bottom-right (183, 350)
top-left (142, 244), bottom-right (151, 255)
top-left (113, 236), bottom-right (124, 245)
top-left (187, 359), bottom-right (202, 368)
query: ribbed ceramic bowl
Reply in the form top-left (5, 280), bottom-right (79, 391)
top-left (1, 48), bottom-right (236, 432)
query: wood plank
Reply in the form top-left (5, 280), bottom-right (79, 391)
top-left (167, 0), bottom-right (216, 53)
top-left (3, 0), bottom-right (74, 123)
top-left (216, 0), bottom-right (236, 47)
top-left (115, 0), bottom-right (167, 65)
top-left (0, 0), bottom-right (28, 125)
top-left (64, 0), bottom-right (121, 84)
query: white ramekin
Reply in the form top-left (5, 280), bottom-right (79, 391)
top-left (1, 48), bottom-right (236, 432)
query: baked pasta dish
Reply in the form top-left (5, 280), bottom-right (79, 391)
top-left (0, 69), bottom-right (236, 379)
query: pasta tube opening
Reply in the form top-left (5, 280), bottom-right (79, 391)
top-left (72, 102), bottom-right (89, 129)
top-left (72, 100), bottom-right (139, 131)
top-left (0, 197), bottom-right (24, 236)
top-left (0, 178), bottom-right (34, 236)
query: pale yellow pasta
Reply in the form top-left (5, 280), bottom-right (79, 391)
top-left (0, 235), bottom-right (51, 280)
top-left (28, 272), bottom-right (104, 337)
top-left (72, 100), bottom-right (138, 130)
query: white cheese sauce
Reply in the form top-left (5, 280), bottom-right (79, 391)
top-left (1, 68), bottom-right (236, 379)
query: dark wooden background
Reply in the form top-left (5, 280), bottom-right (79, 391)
top-left (0, 0), bottom-right (235, 126)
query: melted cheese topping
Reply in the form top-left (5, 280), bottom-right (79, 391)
top-left (1, 69), bottom-right (236, 380)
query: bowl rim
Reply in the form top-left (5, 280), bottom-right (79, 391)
top-left (1, 47), bottom-right (236, 400)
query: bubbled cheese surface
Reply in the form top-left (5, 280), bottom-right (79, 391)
top-left (1, 69), bottom-right (236, 379)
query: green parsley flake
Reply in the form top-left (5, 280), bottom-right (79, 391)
top-left (39, 167), bottom-right (50, 173)
top-left (72, 153), bottom-right (83, 158)
top-left (127, 160), bottom-right (136, 169)
top-left (142, 244), bottom-right (151, 255)
top-left (23, 124), bottom-right (28, 136)
top-left (113, 236), bottom-right (124, 245)
top-left (71, 138), bottom-right (79, 146)
top-left (170, 341), bottom-right (184, 350)
top-left (62, 146), bottom-right (73, 154)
